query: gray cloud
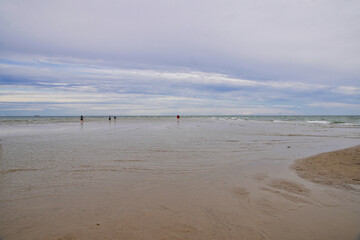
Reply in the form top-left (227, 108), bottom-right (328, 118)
top-left (0, 59), bottom-right (359, 115)
top-left (1, 0), bottom-right (359, 84)
top-left (0, 0), bottom-right (359, 115)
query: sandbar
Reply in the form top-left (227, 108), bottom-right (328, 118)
top-left (292, 145), bottom-right (360, 189)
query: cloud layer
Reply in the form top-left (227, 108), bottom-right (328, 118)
top-left (0, 0), bottom-right (359, 115)
top-left (1, 58), bottom-right (359, 115)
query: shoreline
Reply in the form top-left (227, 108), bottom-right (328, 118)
top-left (292, 145), bottom-right (360, 189)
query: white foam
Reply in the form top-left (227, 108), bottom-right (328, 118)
top-left (306, 120), bottom-right (331, 124)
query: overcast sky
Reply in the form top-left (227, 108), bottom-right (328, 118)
top-left (0, 0), bottom-right (359, 115)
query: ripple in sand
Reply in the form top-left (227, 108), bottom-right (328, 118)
top-left (268, 179), bottom-right (310, 196)
top-left (1, 168), bottom-right (39, 174)
top-left (260, 186), bottom-right (310, 204)
top-left (113, 159), bottom-right (145, 162)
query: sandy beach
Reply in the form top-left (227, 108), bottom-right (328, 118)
top-left (0, 117), bottom-right (359, 240)
top-left (293, 145), bottom-right (360, 189)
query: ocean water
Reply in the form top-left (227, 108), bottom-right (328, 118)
top-left (0, 115), bottom-right (359, 239)
top-left (0, 115), bottom-right (359, 126)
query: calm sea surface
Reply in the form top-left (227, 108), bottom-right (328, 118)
top-left (0, 115), bottom-right (359, 239)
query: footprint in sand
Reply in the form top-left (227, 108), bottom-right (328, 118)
top-left (253, 173), bottom-right (269, 182)
top-left (233, 187), bottom-right (250, 199)
top-left (56, 233), bottom-right (77, 240)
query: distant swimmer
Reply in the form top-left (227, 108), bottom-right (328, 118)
top-left (177, 115), bottom-right (180, 120)
top-left (109, 115), bottom-right (111, 122)
top-left (80, 115), bottom-right (84, 124)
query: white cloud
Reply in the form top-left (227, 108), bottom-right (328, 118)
top-left (0, 60), bottom-right (329, 92)
top-left (333, 86), bottom-right (360, 95)
top-left (1, 108), bottom-right (44, 111)
top-left (309, 102), bottom-right (359, 108)
top-left (37, 82), bottom-right (69, 86)
top-left (0, 88), bottom-right (108, 103)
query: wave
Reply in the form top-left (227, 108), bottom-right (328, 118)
top-left (217, 115), bottom-right (359, 126)
top-left (306, 120), bottom-right (331, 124)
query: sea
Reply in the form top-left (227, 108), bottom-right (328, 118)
top-left (1, 115), bottom-right (359, 126)
top-left (0, 115), bottom-right (359, 239)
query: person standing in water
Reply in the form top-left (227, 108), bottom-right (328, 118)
top-left (177, 115), bottom-right (180, 120)
top-left (108, 115), bottom-right (111, 122)
top-left (80, 115), bottom-right (84, 124)
top-left (114, 116), bottom-right (117, 122)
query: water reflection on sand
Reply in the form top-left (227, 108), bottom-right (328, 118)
top-left (0, 117), bottom-right (359, 239)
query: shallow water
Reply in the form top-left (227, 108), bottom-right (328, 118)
top-left (0, 116), bottom-right (359, 239)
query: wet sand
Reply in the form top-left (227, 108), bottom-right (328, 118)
top-left (293, 145), bottom-right (360, 189)
top-left (1, 119), bottom-right (360, 240)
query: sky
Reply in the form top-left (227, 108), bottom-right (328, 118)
top-left (0, 0), bottom-right (359, 116)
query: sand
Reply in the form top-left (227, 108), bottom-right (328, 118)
top-left (1, 119), bottom-right (360, 240)
top-left (292, 145), bottom-right (360, 189)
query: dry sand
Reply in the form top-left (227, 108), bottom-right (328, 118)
top-left (293, 145), bottom-right (360, 189)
